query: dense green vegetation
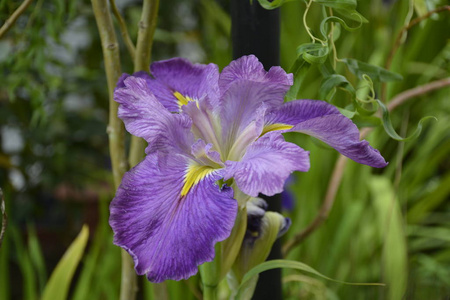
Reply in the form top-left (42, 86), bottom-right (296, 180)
top-left (0, 0), bottom-right (449, 299)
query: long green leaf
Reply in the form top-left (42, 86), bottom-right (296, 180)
top-left (41, 225), bottom-right (89, 300)
top-left (369, 176), bottom-right (407, 300)
top-left (27, 225), bottom-right (47, 293)
top-left (236, 259), bottom-right (385, 299)
top-left (10, 227), bottom-right (37, 300)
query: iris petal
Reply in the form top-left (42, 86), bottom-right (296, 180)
top-left (217, 56), bottom-right (293, 157)
top-left (219, 55), bottom-right (293, 96)
top-left (148, 58), bottom-right (220, 112)
top-left (224, 133), bottom-right (310, 197)
top-left (265, 100), bottom-right (388, 168)
top-left (110, 152), bottom-right (237, 282)
top-left (114, 76), bottom-right (194, 155)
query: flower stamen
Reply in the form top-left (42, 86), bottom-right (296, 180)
top-left (174, 91), bottom-right (193, 107)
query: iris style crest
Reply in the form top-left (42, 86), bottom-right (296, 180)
top-left (109, 55), bottom-right (387, 283)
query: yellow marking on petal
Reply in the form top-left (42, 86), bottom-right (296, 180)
top-left (181, 165), bottom-right (215, 197)
top-left (261, 123), bottom-right (293, 136)
top-left (173, 91), bottom-right (193, 107)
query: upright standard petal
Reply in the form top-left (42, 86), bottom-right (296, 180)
top-left (218, 55), bottom-right (293, 96)
top-left (110, 152), bottom-right (237, 282)
top-left (114, 76), bottom-right (194, 154)
top-left (217, 56), bottom-right (293, 152)
top-left (265, 100), bottom-right (388, 168)
top-left (224, 133), bottom-right (310, 197)
top-left (148, 58), bottom-right (220, 111)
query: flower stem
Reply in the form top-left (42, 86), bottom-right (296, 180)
top-left (91, 0), bottom-right (128, 188)
top-left (91, 1), bottom-right (136, 300)
top-left (109, 0), bottom-right (136, 60)
top-left (129, 0), bottom-right (160, 168)
top-left (0, 0), bottom-right (34, 39)
top-left (202, 285), bottom-right (218, 300)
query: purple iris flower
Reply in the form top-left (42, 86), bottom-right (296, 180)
top-left (109, 55), bottom-right (387, 283)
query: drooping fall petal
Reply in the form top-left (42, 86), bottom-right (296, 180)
top-left (110, 152), bottom-right (237, 282)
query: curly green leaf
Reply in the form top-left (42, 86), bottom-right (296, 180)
top-left (297, 43), bottom-right (329, 64)
top-left (341, 58), bottom-right (403, 82)
top-left (319, 74), bottom-right (355, 101)
top-left (257, 0), bottom-right (296, 10)
top-left (376, 99), bottom-right (437, 141)
top-left (334, 9), bottom-right (368, 23)
top-left (320, 15), bottom-right (362, 40)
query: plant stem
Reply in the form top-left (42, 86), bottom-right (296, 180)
top-left (91, 0), bottom-right (128, 188)
top-left (109, 0), bottom-right (136, 60)
top-left (303, 0), bottom-right (326, 45)
top-left (134, 0), bottom-right (159, 72)
top-left (0, 0), bottom-right (34, 39)
top-left (91, 1), bottom-right (136, 300)
top-left (129, 0), bottom-right (160, 168)
top-left (203, 285), bottom-right (218, 300)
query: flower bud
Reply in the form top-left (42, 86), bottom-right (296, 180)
top-left (230, 198), bottom-right (291, 284)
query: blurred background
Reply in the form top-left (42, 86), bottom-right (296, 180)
top-left (0, 0), bottom-right (449, 299)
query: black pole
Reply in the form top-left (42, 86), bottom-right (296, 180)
top-left (231, 0), bottom-right (280, 67)
top-left (231, 2), bottom-right (282, 300)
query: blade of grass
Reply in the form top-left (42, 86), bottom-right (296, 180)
top-left (41, 225), bottom-right (89, 300)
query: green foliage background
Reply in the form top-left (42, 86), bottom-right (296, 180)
top-left (0, 0), bottom-right (449, 299)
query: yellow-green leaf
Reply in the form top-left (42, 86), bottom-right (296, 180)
top-left (235, 259), bottom-right (385, 300)
top-left (41, 225), bottom-right (89, 300)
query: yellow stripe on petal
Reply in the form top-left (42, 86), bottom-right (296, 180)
top-left (181, 164), bottom-right (215, 197)
top-left (261, 123), bottom-right (293, 136)
top-left (174, 91), bottom-right (193, 107)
